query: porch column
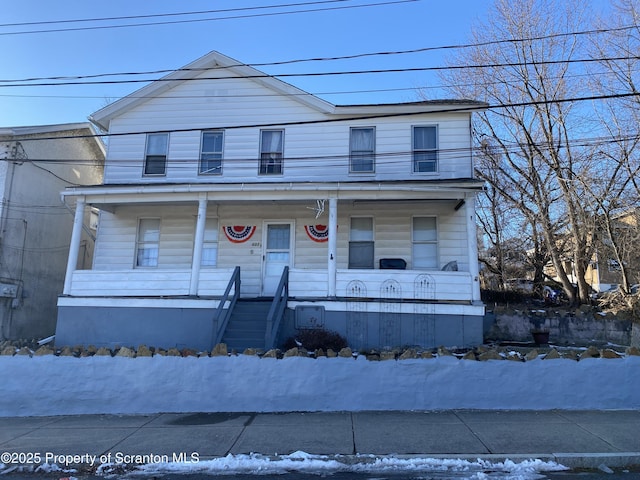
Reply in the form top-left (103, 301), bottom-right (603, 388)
top-left (465, 195), bottom-right (481, 303)
top-left (63, 196), bottom-right (85, 295)
top-left (328, 197), bottom-right (338, 298)
top-left (189, 194), bottom-right (208, 296)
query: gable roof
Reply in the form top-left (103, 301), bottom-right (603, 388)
top-left (90, 50), bottom-right (336, 131)
top-left (90, 50), bottom-right (489, 131)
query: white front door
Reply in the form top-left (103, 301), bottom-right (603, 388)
top-left (262, 222), bottom-right (292, 296)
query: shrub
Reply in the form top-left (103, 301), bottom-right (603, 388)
top-left (481, 289), bottom-right (533, 304)
top-left (282, 329), bottom-right (348, 351)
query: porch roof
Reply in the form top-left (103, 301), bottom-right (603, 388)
top-left (61, 179), bottom-right (484, 209)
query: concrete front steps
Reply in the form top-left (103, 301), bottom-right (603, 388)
top-left (221, 299), bottom-right (272, 351)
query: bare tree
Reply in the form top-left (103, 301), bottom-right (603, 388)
top-left (440, 0), bottom-right (601, 304)
top-left (587, 0), bottom-right (640, 295)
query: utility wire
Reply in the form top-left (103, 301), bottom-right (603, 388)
top-left (10, 132), bottom-right (640, 169)
top-left (50, 91), bottom-right (640, 138)
top-left (0, 0), bottom-right (350, 28)
top-left (3, 90), bottom-right (640, 145)
top-left (0, 0), bottom-right (415, 36)
top-left (2, 67), bottom-right (638, 101)
top-left (0, 86), bottom-right (418, 99)
top-left (2, 55), bottom-right (637, 88)
top-left (2, 24), bottom-right (638, 84)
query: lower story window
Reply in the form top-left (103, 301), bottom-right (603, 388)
top-left (349, 217), bottom-right (374, 269)
top-left (136, 218), bottom-right (160, 267)
top-left (201, 218), bottom-right (219, 267)
top-left (412, 216), bottom-right (437, 269)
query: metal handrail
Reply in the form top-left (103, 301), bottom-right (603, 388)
top-left (212, 266), bottom-right (241, 346)
top-left (264, 266), bottom-right (289, 350)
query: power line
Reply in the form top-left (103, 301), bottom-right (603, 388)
top-left (2, 67), bottom-right (637, 101)
top-left (10, 132), bottom-right (640, 169)
top-left (2, 55), bottom-right (636, 88)
top-left (2, 24), bottom-right (637, 84)
top-left (0, 86), bottom-right (419, 100)
top-left (0, 0), bottom-right (350, 28)
top-left (0, 0), bottom-right (415, 37)
top-left (4, 90), bottom-right (640, 145)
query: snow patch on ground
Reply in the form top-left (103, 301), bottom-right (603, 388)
top-left (1, 354), bottom-right (639, 417)
top-left (133, 451), bottom-right (568, 478)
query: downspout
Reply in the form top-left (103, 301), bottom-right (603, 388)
top-left (327, 197), bottom-right (338, 298)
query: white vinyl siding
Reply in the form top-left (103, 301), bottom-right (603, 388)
top-left (412, 216), bottom-right (438, 269)
top-left (93, 204), bottom-right (467, 269)
top-left (91, 202), bottom-right (468, 277)
top-left (102, 69), bottom-right (474, 184)
top-left (135, 218), bottom-right (160, 267)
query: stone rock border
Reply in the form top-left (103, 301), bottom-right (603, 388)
top-left (1, 340), bottom-right (639, 362)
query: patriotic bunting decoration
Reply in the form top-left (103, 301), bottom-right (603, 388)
top-left (305, 224), bottom-right (329, 243)
top-left (223, 225), bottom-right (256, 243)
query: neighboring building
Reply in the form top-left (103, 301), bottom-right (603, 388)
top-left (0, 123), bottom-right (105, 340)
top-left (542, 209), bottom-right (640, 294)
top-left (586, 209), bottom-right (640, 293)
top-left (55, 51), bottom-right (487, 351)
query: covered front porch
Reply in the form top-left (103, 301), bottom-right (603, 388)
top-left (56, 181), bottom-right (485, 350)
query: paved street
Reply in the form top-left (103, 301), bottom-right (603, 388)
top-left (1, 410), bottom-right (639, 476)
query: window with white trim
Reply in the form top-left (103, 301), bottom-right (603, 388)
top-left (412, 216), bottom-right (438, 269)
top-left (144, 133), bottom-right (168, 175)
top-left (201, 218), bottom-right (219, 267)
top-left (349, 127), bottom-right (375, 173)
top-left (412, 125), bottom-right (438, 173)
top-left (349, 217), bottom-right (374, 269)
top-left (136, 218), bottom-right (160, 267)
top-left (200, 131), bottom-right (223, 175)
top-left (259, 129), bottom-right (284, 175)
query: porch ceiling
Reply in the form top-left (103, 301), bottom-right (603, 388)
top-left (62, 179), bottom-right (484, 209)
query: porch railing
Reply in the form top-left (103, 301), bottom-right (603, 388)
top-left (264, 266), bottom-right (289, 350)
top-left (212, 266), bottom-right (241, 345)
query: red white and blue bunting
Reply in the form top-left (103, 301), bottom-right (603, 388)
top-left (223, 225), bottom-right (256, 243)
top-left (304, 224), bottom-right (329, 243)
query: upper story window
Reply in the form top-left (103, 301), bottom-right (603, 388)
top-left (200, 131), bottom-right (224, 175)
top-left (135, 218), bottom-right (161, 267)
top-left (144, 133), bottom-right (169, 175)
top-left (350, 127), bottom-right (375, 173)
top-left (412, 216), bottom-right (438, 269)
top-left (259, 129), bottom-right (284, 175)
top-left (412, 125), bottom-right (438, 173)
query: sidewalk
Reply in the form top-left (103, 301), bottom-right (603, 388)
top-left (1, 410), bottom-right (639, 471)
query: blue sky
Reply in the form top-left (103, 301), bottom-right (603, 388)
top-left (0, 0), bottom-right (492, 127)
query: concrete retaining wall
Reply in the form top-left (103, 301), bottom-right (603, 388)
top-left (486, 308), bottom-right (638, 347)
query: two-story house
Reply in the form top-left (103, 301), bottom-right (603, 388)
top-left (55, 51), bottom-right (487, 351)
top-left (0, 123), bottom-right (104, 341)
